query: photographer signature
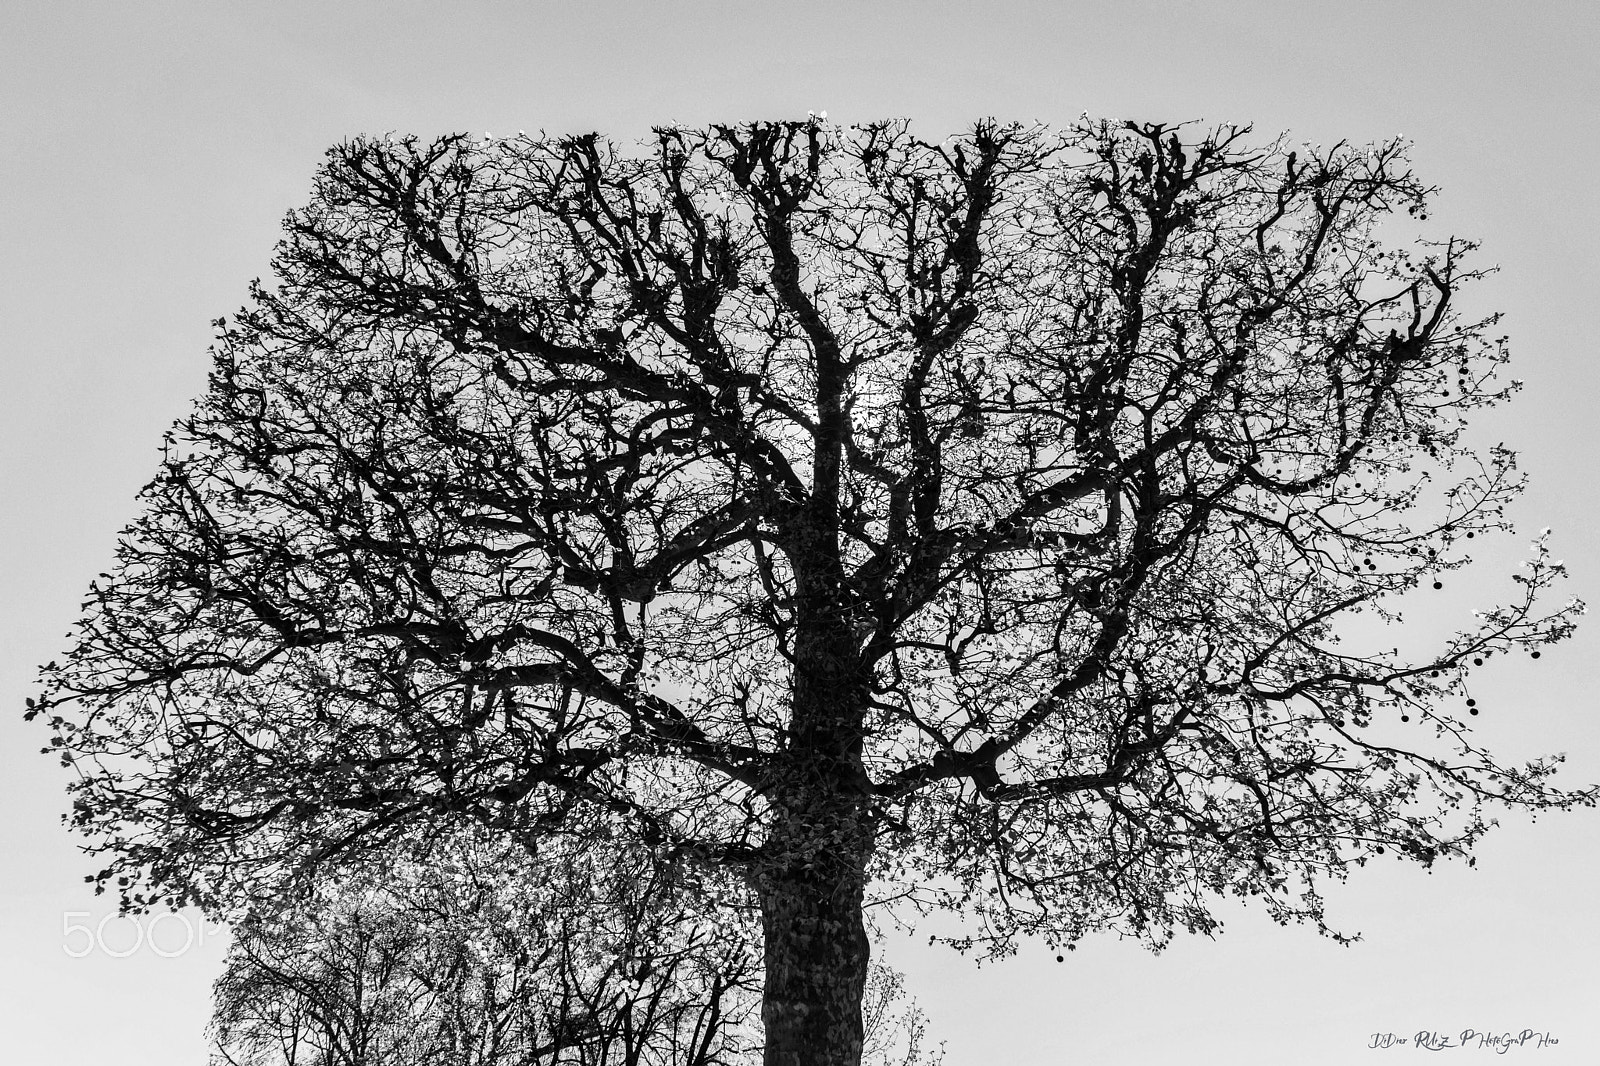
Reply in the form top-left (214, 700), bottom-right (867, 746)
top-left (1369, 1030), bottom-right (1559, 1052)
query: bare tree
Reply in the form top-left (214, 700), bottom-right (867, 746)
top-left (208, 828), bottom-right (937, 1066)
top-left (32, 118), bottom-right (1589, 1066)
top-left (209, 831), bottom-right (764, 1066)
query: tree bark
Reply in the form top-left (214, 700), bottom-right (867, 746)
top-left (762, 483), bottom-right (875, 1066)
top-left (759, 619), bottom-right (874, 1066)
top-left (757, 830), bottom-right (873, 1066)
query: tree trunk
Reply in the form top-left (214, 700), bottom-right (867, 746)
top-left (757, 842), bottom-right (873, 1066)
top-left (767, 515), bottom-right (874, 1066)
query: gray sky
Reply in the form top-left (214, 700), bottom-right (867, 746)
top-left (2, 2), bottom-right (1597, 1062)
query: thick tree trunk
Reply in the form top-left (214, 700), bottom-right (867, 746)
top-left (766, 502), bottom-right (874, 1066)
top-left (758, 633), bottom-right (874, 1066)
top-left (757, 840), bottom-right (873, 1066)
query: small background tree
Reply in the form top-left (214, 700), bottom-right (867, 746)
top-left (208, 830), bottom-right (765, 1066)
top-left (207, 827), bottom-right (940, 1066)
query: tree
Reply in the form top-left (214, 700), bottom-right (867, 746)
top-left (31, 117), bottom-right (1590, 1066)
top-left (209, 829), bottom-right (766, 1066)
top-left (206, 827), bottom-right (939, 1066)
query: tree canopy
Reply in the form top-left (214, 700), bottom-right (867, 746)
top-left (32, 117), bottom-right (1589, 1066)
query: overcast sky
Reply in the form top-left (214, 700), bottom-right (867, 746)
top-left (3, 2), bottom-right (1598, 1063)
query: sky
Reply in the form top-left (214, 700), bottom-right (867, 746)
top-left (2, 1), bottom-right (1598, 1063)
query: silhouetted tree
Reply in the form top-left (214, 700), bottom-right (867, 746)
top-left (32, 118), bottom-right (1589, 1066)
top-left (209, 830), bottom-right (764, 1066)
top-left (207, 826), bottom-right (939, 1066)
